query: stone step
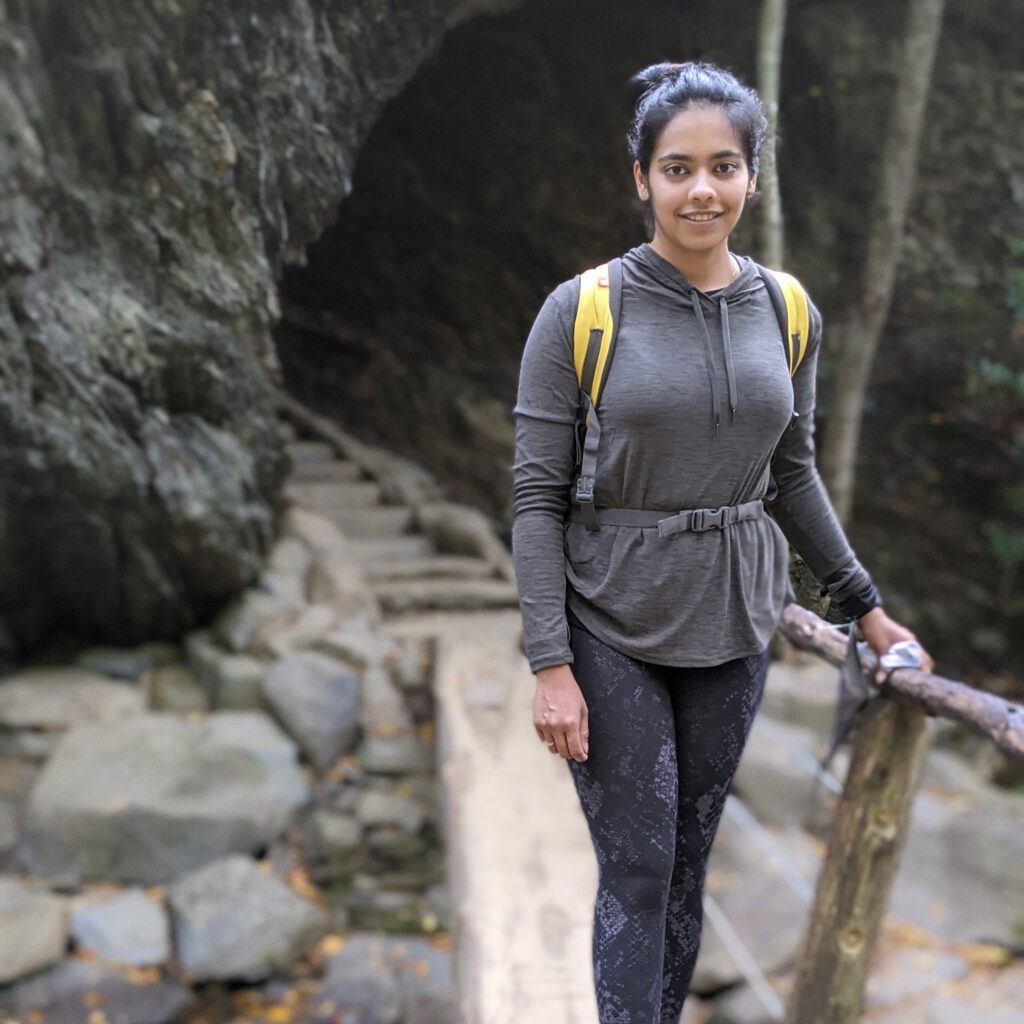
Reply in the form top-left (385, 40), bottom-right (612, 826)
top-left (284, 480), bottom-right (383, 510)
top-left (287, 459), bottom-right (363, 484)
top-left (347, 535), bottom-right (438, 563)
top-left (371, 578), bottom-right (520, 615)
top-left (364, 556), bottom-right (498, 582)
top-left (286, 440), bottom-right (337, 464)
top-left (324, 505), bottom-right (416, 539)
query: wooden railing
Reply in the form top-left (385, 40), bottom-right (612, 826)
top-left (777, 604), bottom-right (1024, 1024)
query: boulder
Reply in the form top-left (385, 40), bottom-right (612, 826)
top-left (262, 652), bottom-right (361, 771)
top-left (360, 666), bottom-right (413, 735)
top-left (0, 877), bottom-right (68, 984)
top-left (304, 810), bottom-right (364, 861)
top-left (307, 559), bottom-right (381, 622)
top-left (355, 789), bottom-right (425, 833)
top-left (209, 590), bottom-right (303, 654)
top-left (185, 630), bottom-right (266, 708)
top-left (732, 712), bottom-right (844, 832)
top-left (315, 932), bottom-right (457, 1024)
top-left (691, 802), bottom-right (820, 993)
top-left (0, 955), bottom-right (194, 1023)
top-left (68, 887), bottom-right (171, 966)
top-left (75, 645), bottom-right (174, 681)
top-left (20, 711), bottom-right (309, 885)
top-left (282, 507), bottom-right (352, 559)
top-left (316, 625), bottom-right (400, 670)
top-left (0, 666), bottom-right (145, 730)
top-left (168, 854), bottom-right (327, 982)
top-left (358, 732), bottom-right (434, 776)
top-left (251, 603), bottom-right (339, 658)
top-left (140, 662), bottom-right (209, 714)
top-left (890, 787), bottom-right (1024, 945)
top-left (760, 654), bottom-right (840, 735)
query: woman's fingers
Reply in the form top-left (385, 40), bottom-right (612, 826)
top-left (533, 673), bottom-right (588, 761)
top-left (538, 721), bottom-right (588, 762)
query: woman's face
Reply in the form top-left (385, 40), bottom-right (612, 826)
top-left (633, 104), bottom-right (756, 262)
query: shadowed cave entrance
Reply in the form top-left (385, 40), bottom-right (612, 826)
top-left (272, 0), bottom-right (795, 535)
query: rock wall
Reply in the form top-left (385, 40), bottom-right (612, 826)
top-left (0, 0), bottom-right (519, 658)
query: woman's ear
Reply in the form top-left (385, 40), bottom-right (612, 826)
top-left (632, 159), bottom-right (649, 201)
top-left (746, 172), bottom-right (758, 199)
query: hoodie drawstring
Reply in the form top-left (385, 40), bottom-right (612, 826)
top-left (688, 292), bottom-right (738, 438)
top-left (720, 296), bottom-right (737, 422)
top-left (688, 292), bottom-right (721, 437)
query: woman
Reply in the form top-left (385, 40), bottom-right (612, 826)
top-left (510, 60), bottom-right (933, 1022)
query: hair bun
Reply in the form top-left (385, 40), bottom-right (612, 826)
top-left (626, 62), bottom-right (682, 107)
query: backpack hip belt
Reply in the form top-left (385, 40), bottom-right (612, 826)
top-left (568, 499), bottom-right (764, 538)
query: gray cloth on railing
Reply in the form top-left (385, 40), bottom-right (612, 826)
top-left (819, 630), bottom-right (929, 773)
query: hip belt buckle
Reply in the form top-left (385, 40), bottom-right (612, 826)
top-left (691, 506), bottom-right (726, 532)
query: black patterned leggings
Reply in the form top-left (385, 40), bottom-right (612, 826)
top-left (566, 611), bottom-right (770, 1024)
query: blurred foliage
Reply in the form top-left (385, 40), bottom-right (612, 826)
top-left (960, 233), bottom-right (1024, 606)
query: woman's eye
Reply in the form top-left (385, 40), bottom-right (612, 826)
top-left (716, 162), bottom-right (738, 174)
top-left (665, 166), bottom-right (687, 176)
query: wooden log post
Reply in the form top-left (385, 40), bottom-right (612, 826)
top-left (784, 691), bottom-right (932, 1024)
top-left (776, 603), bottom-right (1024, 1018)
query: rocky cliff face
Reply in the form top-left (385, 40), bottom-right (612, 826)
top-left (0, 0), bottom-right (517, 657)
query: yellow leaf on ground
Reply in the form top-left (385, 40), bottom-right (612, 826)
top-left (263, 1007), bottom-right (294, 1022)
top-left (317, 934), bottom-right (345, 955)
top-left (287, 866), bottom-right (323, 903)
top-left (955, 943), bottom-right (1012, 967)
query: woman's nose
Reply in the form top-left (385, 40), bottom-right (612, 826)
top-left (688, 171), bottom-right (715, 202)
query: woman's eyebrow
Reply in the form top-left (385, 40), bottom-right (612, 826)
top-left (656, 150), bottom-right (743, 162)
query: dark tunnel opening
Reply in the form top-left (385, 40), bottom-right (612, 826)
top-left (272, 0), bottom-right (812, 527)
top-left (271, 0), bottom-right (1024, 688)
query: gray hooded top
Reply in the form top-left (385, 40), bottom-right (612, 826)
top-left (511, 242), bottom-right (881, 674)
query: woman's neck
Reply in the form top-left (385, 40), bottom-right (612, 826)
top-left (649, 239), bottom-right (736, 292)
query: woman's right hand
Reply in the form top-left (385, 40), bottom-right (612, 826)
top-left (533, 665), bottom-right (589, 762)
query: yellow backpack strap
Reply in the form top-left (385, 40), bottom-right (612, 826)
top-left (762, 268), bottom-right (811, 377)
top-left (571, 260), bottom-right (623, 529)
top-left (573, 263), bottom-right (616, 408)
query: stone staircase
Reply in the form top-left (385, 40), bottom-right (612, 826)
top-left (279, 417), bottom-right (602, 1022)
top-left (281, 435), bottom-right (521, 617)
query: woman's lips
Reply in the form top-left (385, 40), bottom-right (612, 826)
top-left (681, 212), bottom-right (723, 223)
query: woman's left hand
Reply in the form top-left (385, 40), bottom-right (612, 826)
top-left (857, 606), bottom-right (935, 682)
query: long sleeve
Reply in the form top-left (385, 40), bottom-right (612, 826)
top-left (765, 297), bottom-right (883, 620)
top-left (511, 282), bottom-right (581, 673)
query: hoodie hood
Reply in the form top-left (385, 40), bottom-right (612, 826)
top-left (623, 242), bottom-right (762, 437)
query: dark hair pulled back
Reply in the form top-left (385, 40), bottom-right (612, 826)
top-left (627, 61), bottom-right (767, 175)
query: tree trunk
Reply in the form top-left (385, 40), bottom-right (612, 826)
top-left (820, 0), bottom-right (946, 524)
top-left (784, 694), bottom-right (933, 1023)
top-left (756, 0), bottom-right (788, 269)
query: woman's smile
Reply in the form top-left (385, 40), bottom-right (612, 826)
top-left (680, 211), bottom-right (724, 224)
top-left (633, 104), bottom-right (756, 284)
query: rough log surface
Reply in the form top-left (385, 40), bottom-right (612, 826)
top-left (784, 695), bottom-right (932, 1024)
top-left (0, 0), bottom-right (517, 655)
top-left (779, 603), bottom-right (1024, 760)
